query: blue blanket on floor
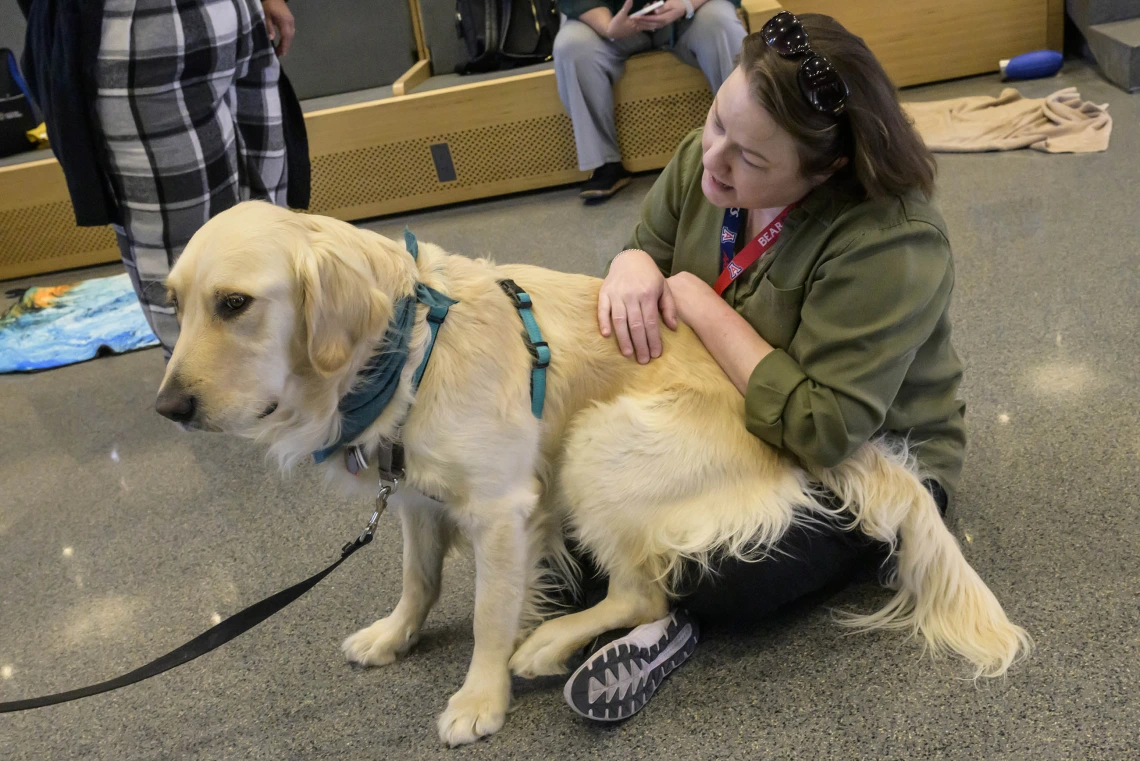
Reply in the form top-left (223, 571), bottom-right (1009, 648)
top-left (0, 273), bottom-right (159, 373)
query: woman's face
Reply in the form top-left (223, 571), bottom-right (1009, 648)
top-left (701, 67), bottom-right (828, 211)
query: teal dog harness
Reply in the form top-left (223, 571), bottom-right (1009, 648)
top-left (313, 231), bottom-right (550, 468)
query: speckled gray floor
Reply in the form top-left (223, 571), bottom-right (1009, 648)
top-left (2, 61), bottom-right (1138, 760)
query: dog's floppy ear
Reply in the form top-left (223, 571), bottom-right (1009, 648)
top-left (294, 218), bottom-right (394, 376)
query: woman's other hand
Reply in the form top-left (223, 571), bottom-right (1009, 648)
top-left (664, 270), bottom-right (717, 327)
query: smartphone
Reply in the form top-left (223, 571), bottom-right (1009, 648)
top-left (630, 1), bottom-right (666, 18)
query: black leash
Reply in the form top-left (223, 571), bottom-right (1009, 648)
top-left (0, 509), bottom-right (381, 714)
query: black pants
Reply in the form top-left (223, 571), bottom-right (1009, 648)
top-left (571, 481), bottom-right (948, 627)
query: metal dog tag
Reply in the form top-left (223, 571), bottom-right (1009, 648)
top-left (345, 445), bottom-right (367, 476)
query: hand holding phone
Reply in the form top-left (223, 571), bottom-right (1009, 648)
top-left (606, 0), bottom-right (667, 40)
top-left (629, 1), bottom-right (666, 18)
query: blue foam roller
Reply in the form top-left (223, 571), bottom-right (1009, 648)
top-left (1000, 50), bottom-right (1063, 80)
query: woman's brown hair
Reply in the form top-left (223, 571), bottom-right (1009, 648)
top-left (739, 14), bottom-right (936, 200)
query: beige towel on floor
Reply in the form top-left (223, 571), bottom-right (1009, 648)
top-left (902, 87), bottom-right (1112, 153)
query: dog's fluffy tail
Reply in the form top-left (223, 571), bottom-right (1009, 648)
top-left (820, 441), bottom-right (1033, 678)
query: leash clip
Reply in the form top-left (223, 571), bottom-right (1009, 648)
top-left (340, 446), bottom-right (402, 556)
top-left (343, 508), bottom-right (381, 557)
top-left (339, 483), bottom-right (391, 557)
top-left (372, 475), bottom-right (398, 523)
top-left (360, 509), bottom-right (380, 544)
top-left (376, 479), bottom-right (397, 510)
top-left (368, 478), bottom-right (397, 534)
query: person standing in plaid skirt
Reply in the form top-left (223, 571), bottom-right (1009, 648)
top-left (19, 0), bottom-right (309, 356)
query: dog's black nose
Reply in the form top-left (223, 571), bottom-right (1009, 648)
top-left (156, 380), bottom-right (197, 423)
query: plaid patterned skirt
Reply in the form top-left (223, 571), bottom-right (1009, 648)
top-left (95, 0), bottom-right (288, 352)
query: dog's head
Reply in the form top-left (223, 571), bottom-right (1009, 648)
top-left (155, 201), bottom-right (414, 435)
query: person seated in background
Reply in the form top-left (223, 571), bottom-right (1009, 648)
top-left (555, 0), bottom-right (746, 202)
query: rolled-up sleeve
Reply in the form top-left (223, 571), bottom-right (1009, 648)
top-left (745, 222), bottom-right (953, 469)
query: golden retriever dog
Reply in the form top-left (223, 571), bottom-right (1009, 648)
top-left (156, 201), bottom-right (1031, 746)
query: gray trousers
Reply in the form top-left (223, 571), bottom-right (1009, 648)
top-left (554, 0), bottom-right (746, 172)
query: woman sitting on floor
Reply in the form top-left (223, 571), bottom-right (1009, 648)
top-left (565, 12), bottom-right (966, 721)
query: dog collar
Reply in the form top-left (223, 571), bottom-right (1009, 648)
top-left (311, 230), bottom-right (456, 464)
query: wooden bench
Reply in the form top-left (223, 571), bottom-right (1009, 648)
top-left (0, 0), bottom-right (1061, 280)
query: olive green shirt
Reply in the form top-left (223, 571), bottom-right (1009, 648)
top-left (625, 130), bottom-right (966, 495)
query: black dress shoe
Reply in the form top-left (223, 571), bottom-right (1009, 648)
top-left (579, 162), bottom-right (632, 200)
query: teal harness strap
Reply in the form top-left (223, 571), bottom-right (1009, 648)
top-left (498, 279), bottom-right (550, 419)
top-left (406, 228), bottom-right (457, 388)
top-left (411, 285), bottom-right (455, 388)
top-left (311, 229), bottom-right (455, 464)
top-left (313, 232), bottom-right (547, 466)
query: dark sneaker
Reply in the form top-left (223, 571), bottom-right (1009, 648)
top-left (563, 609), bottom-right (699, 722)
top-left (579, 162), bottom-right (631, 200)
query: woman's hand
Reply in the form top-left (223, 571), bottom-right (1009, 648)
top-left (261, 0), bottom-right (296, 57)
top-left (667, 271), bottom-right (773, 395)
top-left (599, 249), bottom-right (678, 363)
top-left (664, 271), bottom-right (716, 327)
top-left (605, 0), bottom-right (658, 40)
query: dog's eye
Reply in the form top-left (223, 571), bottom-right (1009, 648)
top-left (219, 293), bottom-right (252, 317)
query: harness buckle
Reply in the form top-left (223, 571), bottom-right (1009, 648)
top-left (498, 279), bottom-right (531, 310)
top-left (526, 340), bottom-right (551, 369)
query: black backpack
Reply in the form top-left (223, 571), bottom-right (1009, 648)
top-left (1, 48), bottom-right (38, 158)
top-left (455, 0), bottom-right (560, 74)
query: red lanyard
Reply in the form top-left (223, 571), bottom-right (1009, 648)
top-left (714, 204), bottom-right (796, 296)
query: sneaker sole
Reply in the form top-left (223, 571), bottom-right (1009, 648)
top-left (563, 611), bottom-right (699, 722)
top-left (579, 176), bottom-right (632, 199)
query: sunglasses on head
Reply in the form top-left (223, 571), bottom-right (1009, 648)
top-left (761, 11), bottom-right (849, 117)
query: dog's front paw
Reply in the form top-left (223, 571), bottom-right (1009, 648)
top-left (342, 615), bottom-right (419, 667)
top-left (509, 619), bottom-right (577, 678)
top-left (436, 682), bottom-right (509, 746)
